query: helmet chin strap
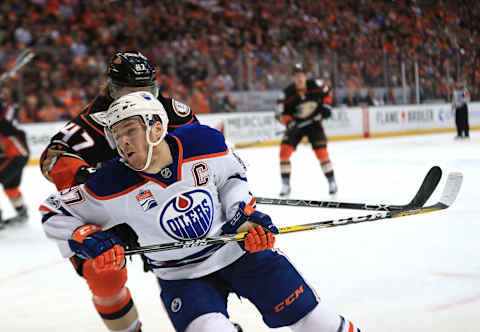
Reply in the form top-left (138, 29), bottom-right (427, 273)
top-left (119, 124), bottom-right (164, 172)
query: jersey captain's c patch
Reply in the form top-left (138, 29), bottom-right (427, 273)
top-left (172, 99), bottom-right (191, 117)
top-left (136, 189), bottom-right (158, 211)
top-left (158, 189), bottom-right (214, 241)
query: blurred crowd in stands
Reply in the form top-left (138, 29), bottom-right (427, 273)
top-left (0, 0), bottom-right (478, 122)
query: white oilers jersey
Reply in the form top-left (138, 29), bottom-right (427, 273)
top-left (40, 123), bottom-right (253, 280)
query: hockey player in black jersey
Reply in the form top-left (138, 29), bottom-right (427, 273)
top-left (40, 51), bottom-right (198, 191)
top-left (39, 51), bottom-right (200, 332)
top-left (0, 91), bottom-right (29, 228)
top-left (277, 63), bottom-right (337, 196)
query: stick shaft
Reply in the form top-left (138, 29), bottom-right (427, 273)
top-left (255, 166), bottom-right (442, 211)
top-left (124, 172), bottom-right (461, 256)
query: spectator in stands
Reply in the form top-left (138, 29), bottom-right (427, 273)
top-left (0, 0), bottom-right (478, 121)
top-left (341, 89), bottom-right (357, 107)
top-left (222, 93), bottom-right (237, 112)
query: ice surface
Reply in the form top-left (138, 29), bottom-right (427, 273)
top-left (1, 132), bottom-right (479, 331)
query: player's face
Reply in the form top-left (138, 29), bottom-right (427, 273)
top-left (293, 72), bottom-right (307, 89)
top-left (112, 117), bottom-right (148, 168)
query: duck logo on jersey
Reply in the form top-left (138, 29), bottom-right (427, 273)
top-left (159, 189), bottom-right (214, 241)
top-left (296, 101), bottom-right (318, 119)
top-left (136, 189), bottom-right (158, 211)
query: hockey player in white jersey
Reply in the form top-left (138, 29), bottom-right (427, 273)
top-left (40, 91), bottom-right (361, 332)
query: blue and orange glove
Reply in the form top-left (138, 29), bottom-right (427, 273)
top-left (222, 202), bottom-right (279, 253)
top-left (68, 224), bottom-right (125, 273)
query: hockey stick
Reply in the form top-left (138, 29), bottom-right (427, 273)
top-left (0, 49), bottom-right (36, 83)
top-left (234, 114), bottom-right (322, 149)
top-left (124, 171), bottom-right (461, 256)
top-left (254, 166), bottom-right (442, 212)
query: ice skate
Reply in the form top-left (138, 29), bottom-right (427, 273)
top-left (279, 183), bottom-right (291, 197)
top-left (3, 206), bottom-right (28, 225)
top-left (328, 178), bottom-right (338, 195)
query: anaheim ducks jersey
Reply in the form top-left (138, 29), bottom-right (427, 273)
top-left (0, 99), bottom-right (23, 136)
top-left (43, 94), bottom-right (197, 169)
top-left (40, 123), bottom-right (252, 280)
top-left (278, 79), bottom-right (332, 123)
top-left (0, 99), bottom-right (28, 155)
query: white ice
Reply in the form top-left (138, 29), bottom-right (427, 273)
top-left (1, 132), bottom-right (479, 332)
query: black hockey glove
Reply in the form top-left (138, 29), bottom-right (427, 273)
top-left (320, 104), bottom-right (332, 119)
top-left (286, 120), bottom-right (297, 131)
top-left (74, 165), bottom-right (97, 185)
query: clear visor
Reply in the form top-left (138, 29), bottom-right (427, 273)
top-left (104, 115), bottom-right (145, 150)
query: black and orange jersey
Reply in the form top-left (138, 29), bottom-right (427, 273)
top-left (278, 79), bottom-right (332, 125)
top-left (0, 99), bottom-right (29, 158)
top-left (0, 99), bottom-right (26, 140)
top-left (40, 93), bottom-right (198, 186)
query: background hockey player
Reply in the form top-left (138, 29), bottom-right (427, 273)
top-left (40, 91), bottom-right (361, 332)
top-left (40, 50), bottom-right (198, 191)
top-left (38, 51), bottom-right (197, 332)
top-left (451, 80), bottom-right (471, 139)
top-left (0, 87), bottom-right (29, 228)
top-left (277, 63), bottom-right (337, 196)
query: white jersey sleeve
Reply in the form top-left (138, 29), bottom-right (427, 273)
top-left (215, 149), bottom-right (254, 221)
top-left (40, 185), bottom-right (112, 257)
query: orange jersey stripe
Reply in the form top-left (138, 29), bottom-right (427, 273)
top-left (80, 113), bottom-right (105, 137)
top-left (39, 204), bottom-right (56, 213)
top-left (168, 117), bottom-right (195, 128)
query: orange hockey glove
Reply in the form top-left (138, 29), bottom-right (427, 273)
top-left (69, 224), bottom-right (125, 274)
top-left (244, 225), bottom-right (276, 253)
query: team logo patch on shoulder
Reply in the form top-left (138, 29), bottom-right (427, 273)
top-left (158, 189), bottom-right (214, 241)
top-left (172, 99), bottom-right (190, 117)
top-left (136, 189), bottom-right (158, 211)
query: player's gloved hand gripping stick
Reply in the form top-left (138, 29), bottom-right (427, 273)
top-left (68, 225), bottom-right (126, 273)
top-left (222, 202), bottom-right (279, 253)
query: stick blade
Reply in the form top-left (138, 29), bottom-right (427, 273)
top-left (439, 172), bottom-right (462, 207)
top-left (407, 166), bottom-right (442, 208)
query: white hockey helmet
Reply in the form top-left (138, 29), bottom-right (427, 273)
top-left (105, 91), bottom-right (169, 171)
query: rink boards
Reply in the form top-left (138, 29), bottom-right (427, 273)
top-left (20, 102), bottom-right (480, 165)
